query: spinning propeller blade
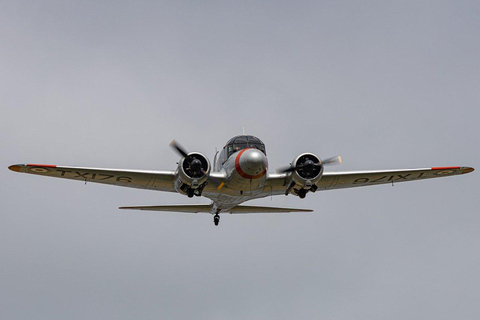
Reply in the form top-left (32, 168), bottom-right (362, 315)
top-left (169, 140), bottom-right (189, 158)
top-left (276, 155), bottom-right (343, 173)
top-left (322, 155), bottom-right (343, 165)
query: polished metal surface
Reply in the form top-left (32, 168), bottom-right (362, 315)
top-left (8, 135), bottom-right (474, 217)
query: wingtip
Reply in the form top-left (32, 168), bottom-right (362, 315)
top-left (8, 164), bottom-right (22, 172)
top-left (461, 167), bottom-right (474, 174)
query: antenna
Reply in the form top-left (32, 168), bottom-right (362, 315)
top-left (242, 126), bottom-right (245, 135)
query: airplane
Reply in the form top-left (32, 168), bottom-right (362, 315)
top-left (8, 135), bottom-right (474, 226)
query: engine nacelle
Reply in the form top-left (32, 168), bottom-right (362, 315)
top-left (174, 152), bottom-right (211, 197)
top-left (287, 153), bottom-right (323, 198)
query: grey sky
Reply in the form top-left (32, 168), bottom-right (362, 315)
top-left (1, 1), bottom-right (479, 319)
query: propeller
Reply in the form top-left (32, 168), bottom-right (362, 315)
top-left (321, 155), bottom-right (343, 166)
top-left (277, 155), bottom-right (343, 174)
top-left (169, 140), bottom-right (189, 158)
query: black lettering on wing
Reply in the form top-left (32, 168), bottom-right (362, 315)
top-left (116, 176), bottom-right (132, 183)
top-left (56, 170), bottom-right (71, 177)
top-left (371, 176), bottom-right (387, 183)
top-left (74, 172), bottom-right (89, 179)
top-left (353, 178), bottom-right (369, 184)
top-left (396, 174), bottom-right (411, 180)
top-left (98, 174), bottom-right (114, 180)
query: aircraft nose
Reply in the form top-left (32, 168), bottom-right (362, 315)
top-left (236, 148), bottom-right (267, 179)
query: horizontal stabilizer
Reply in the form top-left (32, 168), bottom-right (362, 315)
top-left (119, 204), bottom-right (212, 213)
top-left (119, 204), bottom-right (312, 214)
top-left (229, 205), bottom-right (312, 214)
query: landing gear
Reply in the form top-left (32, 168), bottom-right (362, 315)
top-left (285, 181), bottom-right (296, 196)
top-left (213, 214), bottom-right (220, 226)
top-left (187, 188), bottom-right (195, 198)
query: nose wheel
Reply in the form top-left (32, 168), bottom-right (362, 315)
top-left (213, 214), bottom-right (220, 226)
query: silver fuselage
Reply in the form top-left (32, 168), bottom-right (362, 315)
top-left (205, 142), bottom-right (270, 212)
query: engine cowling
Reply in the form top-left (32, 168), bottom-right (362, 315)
top-left (174, 152), bottom-right (211, 197)
top-left (287, 153), bottom-right (323, 197)
top-left (290, 153), bottom-right (323, 186)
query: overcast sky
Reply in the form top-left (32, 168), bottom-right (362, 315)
top-left (1, 1), bottom-right (479, 319)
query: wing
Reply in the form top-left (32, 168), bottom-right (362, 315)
top-left (319, 166), bottom-right (474, 190)
top-left (265, 166), bottom-right (474, 194)
top-left (8, 163), bottom-right (176, 192)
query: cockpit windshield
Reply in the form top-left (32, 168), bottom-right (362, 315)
top-left (225, 135), bottom-right (266, 158)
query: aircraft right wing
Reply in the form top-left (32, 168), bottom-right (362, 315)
top-left (8, 163), bottom-right (176, 192)
top-left (8, 163), bottom-right (228, 193)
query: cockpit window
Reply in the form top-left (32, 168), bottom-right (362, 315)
top-left (225, 135), bottom-right (266, 158)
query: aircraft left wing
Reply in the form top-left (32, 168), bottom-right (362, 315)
top-left (265, 166), bottom-right (474, 195)
top-left (8, 163), bottom-right (177, 192)
top-left (318, 166), bottom-right (474, 190)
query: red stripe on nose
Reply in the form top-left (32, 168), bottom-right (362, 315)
top-left (235, 148), bottom-right (266, 179)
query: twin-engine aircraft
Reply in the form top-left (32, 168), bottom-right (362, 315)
top-left (9, 135), bottom-right (474, 225)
